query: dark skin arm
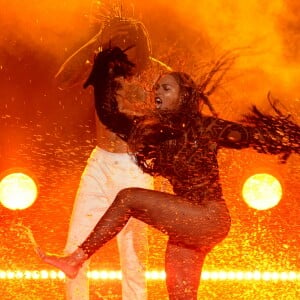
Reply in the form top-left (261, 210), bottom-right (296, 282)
top-left (55, 34), bottom-right (100, 90)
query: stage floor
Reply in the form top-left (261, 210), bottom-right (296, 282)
top-left (1, 274), bottom-right (299, 299)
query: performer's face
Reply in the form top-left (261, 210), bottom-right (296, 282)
top-left (153, 74), bottom-right (181, 111)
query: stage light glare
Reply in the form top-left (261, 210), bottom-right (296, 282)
top-left (201, 271), bottom-right (210, 280)
top-left (0, 172), bottom-right (38, 210)
top-left (57, 271), bottom-right (65, 279)
top-left (253, 270), bottom-right (261, 280)
top-left (0, 271), bottom-right (6, 279)
top-left (89, 270), bottom-right (101, 280)
top-left (15, 271), bottom-right (23, 279)
top-left (242, 173), bottom-right (282, 210)
top-left (0, 270), bottom-right (299, 281)
top-left (40, 270), bottom-right (49, 279)
top-left (145, 270), bottom-right (166, 280)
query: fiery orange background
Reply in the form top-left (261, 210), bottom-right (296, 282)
top-left (0, 1), bottom-right (299, 299)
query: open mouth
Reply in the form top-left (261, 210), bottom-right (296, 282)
top-left (155, 97), bottom-right (162, 107)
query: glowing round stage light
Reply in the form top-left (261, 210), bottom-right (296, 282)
top-left (0, 172), bottom-right (38, 210)
top-left (242, 173), bottom-right (282, 210)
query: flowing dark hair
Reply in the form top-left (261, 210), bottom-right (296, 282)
top-left (166, 71), bottom-right (218, 117)
top-left (163, 49), bottom-right (238, 116)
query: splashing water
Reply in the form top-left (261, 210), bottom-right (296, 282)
top-left (10, 223), bottom-right (40, 255)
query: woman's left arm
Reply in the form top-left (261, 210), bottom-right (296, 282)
top-left (241, 106), bottom-right (299, 160)
top-left (207, 107), bottom-right (299, 160)
top-left (201, 116), bottom-right (252, 149)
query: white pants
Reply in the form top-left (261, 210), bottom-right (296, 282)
top-left (64, 147), bottom-right (153, 300)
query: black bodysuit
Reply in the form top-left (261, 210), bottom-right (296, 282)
top-left (86, 48), bottom-right (299, 205)
top-left (78, 47), bottom-right (299, 258)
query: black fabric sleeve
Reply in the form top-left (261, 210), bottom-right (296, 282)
top-left (241, 106), bottom-right (300, 161)
top-left (202, 110), bottom-right (299, 161)
top-left (84, 47), bottom-right (137, 141)
top-left (201, 116), bottom-right (252, 149)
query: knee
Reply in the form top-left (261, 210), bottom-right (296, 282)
top-left (115, 188), bottom-right (143, 207)
top-left (116, 187), bottom-right (143, 203)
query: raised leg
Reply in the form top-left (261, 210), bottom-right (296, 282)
top-left (39, 187), bottom-right (230, 291)
top-left (80, 187), bottom-right (230, 257)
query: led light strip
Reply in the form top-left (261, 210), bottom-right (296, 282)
top-left (0, 270), bottom-right (300, 281)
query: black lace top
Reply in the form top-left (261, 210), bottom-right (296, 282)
top-left (86, 48), bottom-right (299, 204)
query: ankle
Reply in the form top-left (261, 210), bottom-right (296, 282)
top-left (70, 248), bottom-right (88, 266)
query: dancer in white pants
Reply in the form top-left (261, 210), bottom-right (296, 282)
top-left (64, 147), bottom-right (153, 299)
top-left (55, 8), bottom-right (170, 298)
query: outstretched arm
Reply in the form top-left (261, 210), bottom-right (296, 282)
top-left (203, 107), bottom-right (299, 161)
top-left (242, 106), bottom-right (299, 161)
top-left (55, 32), bottom-right (102, 90)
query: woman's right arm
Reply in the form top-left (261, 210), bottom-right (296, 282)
top-left (55, 33), bottom-right (102, 90)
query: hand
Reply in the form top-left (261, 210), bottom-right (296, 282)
top-left (105, 47), bottom-right (135, 77)
top-left (99, 20), bottom-right (138, 50)
top-left (84, 46), bottom-right (135, 88)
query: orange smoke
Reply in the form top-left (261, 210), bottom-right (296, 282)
top-left (0, 0), bottom-right (299, 113)
top-left (134, 0), bottom-right (300, 115)
top-left (0, 0), bottom-right (92, 60)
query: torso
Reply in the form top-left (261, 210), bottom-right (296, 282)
top-left (137, 114), bottom-right (224, 204)
top-left (96, 115), bottom-right (129, 152)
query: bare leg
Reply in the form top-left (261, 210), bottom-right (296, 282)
top-left (165, 241), bottom-right (210, 300)
top-left (80, 188), bottom-right (230, 256)
top-left (39, 188), bottom-right (230, 281)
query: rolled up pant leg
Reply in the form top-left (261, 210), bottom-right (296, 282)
top-left (117, 218), bottom-right (148, 300)
top-left (64, 148), bottom-right (112, 300)
top-left (64, 148), bottom-right (153, 300)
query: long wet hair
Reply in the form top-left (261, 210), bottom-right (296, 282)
top-left (162, 71), bottom-right (218, 117)
top-left (168, 50), bottom-right (238, 117)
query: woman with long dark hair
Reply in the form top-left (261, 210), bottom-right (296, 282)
top-left (37, 47), bottom-right (299, 299)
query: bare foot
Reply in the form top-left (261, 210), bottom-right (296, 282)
top-left (36, 247), bottom-right (86, 279)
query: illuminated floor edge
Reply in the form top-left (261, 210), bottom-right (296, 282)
top-left (1, 270), bottom-right (300, 281)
